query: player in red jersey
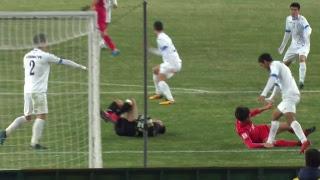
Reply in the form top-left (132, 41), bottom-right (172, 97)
top-left (91, 0), bottom-right (120, 56)
top-left (235, 104), bottom-right (315, 149)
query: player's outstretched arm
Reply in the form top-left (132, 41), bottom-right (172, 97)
top-left (113, 0), bottom-right (118, 8)
top-left (258, 103), bottom-right (273, 113)
top-left (301, 17), bottom-right (312, 43)
top-left (45, 53), bottom-right (87, 70)
top-left (148, 47), bottom-right (162, 56)
top-left (241, 134), bottom-right (264, 149)
top-left (249, 103), bottom-right (272, 118)
top-left (302, 26), bottom-right (312, 45)
top-left (259, 76), bottom-right (277, 103)
top-left (278, 17), bottom-right (291, 54)
top-left (59, 59), bottom-right (87, 70)
top-left (91, 0), bottom-right (98, 10)
top-left (266, 85), bottom-right (280, 103)
top-left (278, 32), bottom-right (291, 55)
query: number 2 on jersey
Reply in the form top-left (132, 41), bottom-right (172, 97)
top-left (29, 60), bottom-right (35, 75)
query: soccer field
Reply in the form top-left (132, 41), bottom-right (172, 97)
top-left (1, 0), bottom-right (320, 168)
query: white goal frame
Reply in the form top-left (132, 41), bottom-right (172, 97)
top-left (0, 11), bottom-right (102, 168)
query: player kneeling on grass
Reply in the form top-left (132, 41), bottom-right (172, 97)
top-left (149, 21), bottom-right (182, 105)
top-left (235, 104), bottom-right (315, 149)
top-left (100, 98), bottom-right (166, 137)
top-left (0, 33), bottom-right (87, 150)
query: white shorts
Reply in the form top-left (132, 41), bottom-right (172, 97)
top-left (159, 62), bottom-right (182, 79)
top-left (24, 93), bottom-right (48, 116)
top-left (283, 45), bottom-right (310, 63)
top-left (277, 96), bottom-right (300, 114)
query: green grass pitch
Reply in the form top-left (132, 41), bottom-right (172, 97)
top-left (0, 0), bottom-right (320, 168)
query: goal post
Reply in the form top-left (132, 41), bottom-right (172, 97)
top-left (0, 11), bottom-right (102, 169)
top-left (87, 13), bottom-right (102, 168)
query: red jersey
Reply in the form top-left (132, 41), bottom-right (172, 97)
top-left (95, 0), bottom-right (111, 31)
top-left (96, 0), bottom-right (107, 8)
top-left (235, 109), bottom-right (270, 149)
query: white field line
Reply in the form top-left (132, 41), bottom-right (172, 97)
top-left (0, 149), bottom-right (305, 155)
top-left (1, 79), bottom-right (320, 94)
top-left (0, 91), bottom-right (258, 95)
top-left (102, 149), bottom-right (302, 154)
top-left (2, 90), bottom-right (320, 95)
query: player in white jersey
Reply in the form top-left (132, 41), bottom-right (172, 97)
top-left (278, 2), bottom-right (312, 89)
top-left (257, 53), bottom-right (310, 154)
top-left (149, 21), bottom-right (182, 105)
top-left (0, 33), bottom-right (87, 149)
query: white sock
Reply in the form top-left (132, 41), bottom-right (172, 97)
top-left (5, 116), bottom-right (28, 136)
top-left (290, 120), bottom-right (307, 143)
top-left (299, 62), bottom-right (306, 83)
top-left (158, 81), bottom-right (174, 101)
top-left (153, 74), bottom-right (161, 95)
top-left (31, 118), bottom-right (46, 146)
top-left (99, 39), bottom-right (106, 48)
top-left (266, 121), bottom-right (280, 144)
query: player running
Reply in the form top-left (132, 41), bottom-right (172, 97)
top-left (91, 0), bottom-right (120, 56)
top-left (258, 53), bottom-right (311, 154)
top-left (100, 98), bottom-right (166, 137)
top-left (235, 104), bottom-right (315, 149)
top-left (0, 33), bottom-right (87, 149)
top-left (149, 21), bottom-right (182, 105)
top-left (278, 2), bottom-right (312, 89)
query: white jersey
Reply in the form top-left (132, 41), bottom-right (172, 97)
top-left (104, 0), bottom-right (117, 23)
top-left (270, 61), bottom-right (300, 99)
top-left (24, 48), bottom-right (61, 93)
top-left (285, 15), bottom-right (311, 47)
top-left (157, 32), bottom-right (182, 66)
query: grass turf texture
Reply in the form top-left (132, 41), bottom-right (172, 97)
top-left (0, 0), bottom-right (320, 168)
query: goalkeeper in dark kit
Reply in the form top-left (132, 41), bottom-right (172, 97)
top-left (100, 98), bottom-right (166, 137)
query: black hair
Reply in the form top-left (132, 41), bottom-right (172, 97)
top-left (33, 33), bottom-right (47, 45)
top-left (290, 2), bottom-right (300, 10)
top-left (258, 53), bottom-right (273, 63)
top-left (153, 122), bottom-right (166, 135)
top-left (158, 124), bottom-right (166, 134)
top-left (305, 148), bottom-right (320, 168)
top-left (235, 106), bottom-right (250, 122)
top-left (154, 21), bottom-right (163, 31)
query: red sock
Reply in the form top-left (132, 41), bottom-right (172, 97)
top-left (103, 35), bottom-right (116, 51)
top-left (274, 140), bottom-right (300, 147)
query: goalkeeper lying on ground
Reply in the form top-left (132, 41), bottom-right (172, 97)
top-left (235, 104), bottom-right (315, 149)
top-left (100, 98), bottom-right (166, 137)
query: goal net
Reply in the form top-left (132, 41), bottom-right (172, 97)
top-left (0, 12), bottom-right (102, 169)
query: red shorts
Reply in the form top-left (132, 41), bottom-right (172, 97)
top-left (96, 7), bottom-right (109, 32)
top-left (253, 125), bottom-right (270, 143)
